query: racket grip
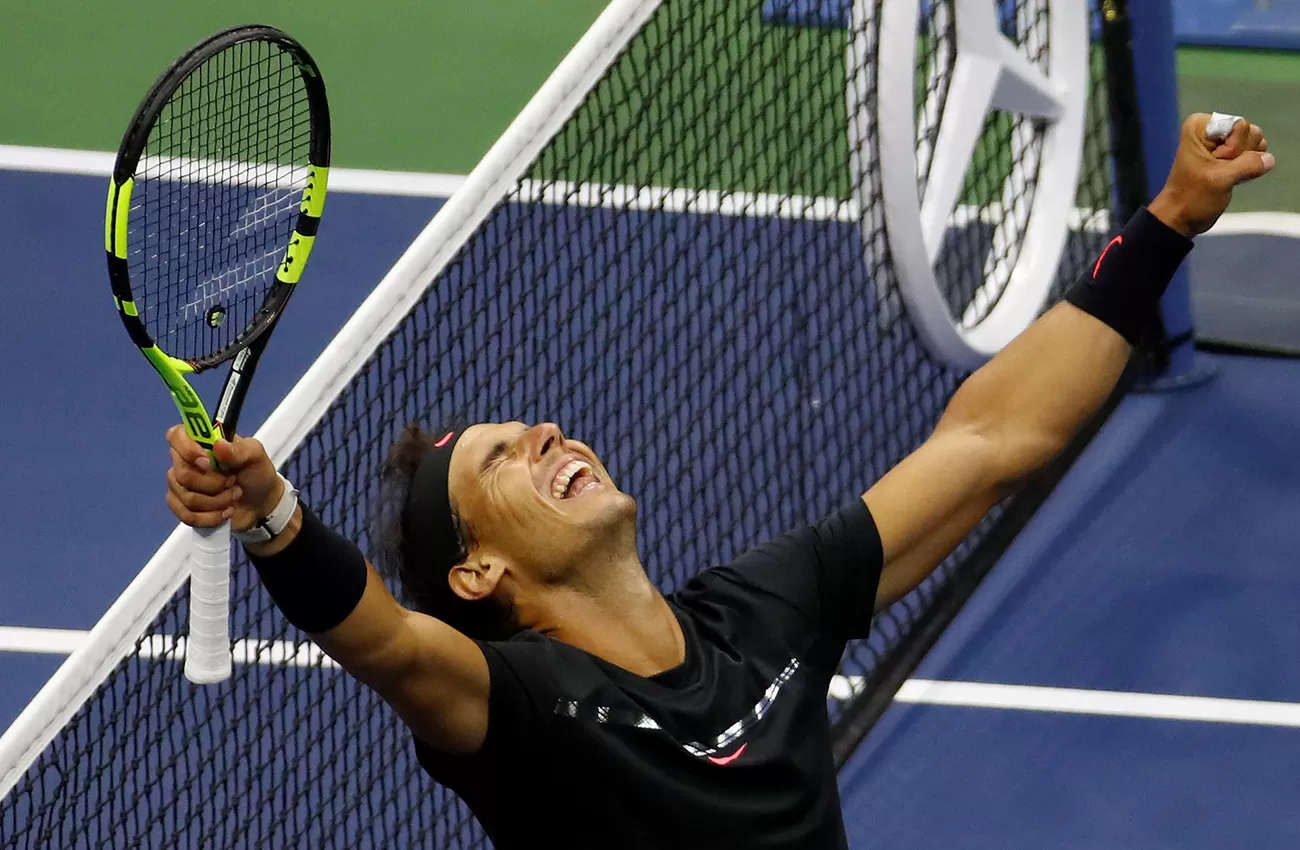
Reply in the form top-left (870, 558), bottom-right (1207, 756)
top-left (185, 523), bottom-right (233, 684)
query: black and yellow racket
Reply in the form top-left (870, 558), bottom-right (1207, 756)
top-left (105, 25), bottom-right (331, 683)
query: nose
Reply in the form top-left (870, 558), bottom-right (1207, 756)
top-left (527, 422), bottom-right (564, 463)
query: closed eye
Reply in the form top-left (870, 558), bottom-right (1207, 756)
top-left (479, 441), bottom-right (509, 477)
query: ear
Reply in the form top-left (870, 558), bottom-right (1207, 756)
top-left (448, 552), bottom-right (510, 602)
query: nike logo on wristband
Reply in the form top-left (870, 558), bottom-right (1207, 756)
top-left (1093, 234), bottom-right (1123, 279)
top-left (706, 743), bottom-right (747, 766)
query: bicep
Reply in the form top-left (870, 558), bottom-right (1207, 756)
top-left (312, 566), bottom-right (490, 755)
top-left (864, 422), bottom-right (1006, 611)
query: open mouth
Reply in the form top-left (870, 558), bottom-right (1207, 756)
top-left (550, 458), bottom-right (601, 500)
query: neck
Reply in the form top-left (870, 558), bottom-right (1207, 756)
top-left (528, 555), bottom-right (685, 678)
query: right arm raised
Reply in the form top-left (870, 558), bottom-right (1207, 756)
top-left (165, 426), bottom-right (490, 754)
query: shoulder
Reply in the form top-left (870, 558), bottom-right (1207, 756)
top-left (687, 500), bottom-right (881, 598)
top-left (674, 499), bottom-right (884, 656)
top-left (477, 629), bottom-right (621, 704)
top-left (412, 630), bottom-right (573, 781)
top-left (476, 629), bottom-right (564, 686)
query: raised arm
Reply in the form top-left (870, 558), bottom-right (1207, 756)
top-left (165, 427), bottom-right (489, 754)
top-left (867, 113), bottom-right (1274, 611)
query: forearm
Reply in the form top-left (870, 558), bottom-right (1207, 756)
top-left (943, 301), bottom-right (1130, 485)
top-left (944, 206), bottom-right (1192, 485)
top-left (242, 501), bottom-right (419, 682)
top-left (240, 495), bottom-right (490, 754)
top-left (243, 502), bottom-right (371, 635)
top-left (312, 566), bottom-right (417, 689)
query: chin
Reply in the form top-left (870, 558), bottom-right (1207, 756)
top-left (577, 487), bottom-right (636, 523)
top-left (566, 491), bottom-right (635, 546)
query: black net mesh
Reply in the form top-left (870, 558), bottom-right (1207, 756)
top-left (3, 1), bottom-right (1125, 846)
top-left (128, 38), bottom-right (312, 364)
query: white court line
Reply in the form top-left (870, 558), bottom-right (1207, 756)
top-left (0, 625), bottom-right (336, 669)
top-left (0, 143), bottom-right (855, 218)
top-left (5, 144), bottom-right (1296, 236)
top-left (0, 143), bottom-right (1121, 230)
top-left (1203, 211), bottom-right (1300, 239)
top-left (4, 625), bottom-right (1297, 724)
top-left (888, 678), bottom-right (1300, 728)
top-left (0, 144), bottom-right (468, 198)
top-left (0, 627), bottom-right (86, 655)
top-left (11, 142), bottom-right (1300, 236)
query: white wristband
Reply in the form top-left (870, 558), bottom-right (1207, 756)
top-left (232, 474), bottom-right (299, 545)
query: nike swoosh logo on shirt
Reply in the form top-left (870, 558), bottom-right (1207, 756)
top-left (706, 742), bottom-right (747, 766)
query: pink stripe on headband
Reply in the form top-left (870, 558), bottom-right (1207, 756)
top-left (434, 430), bottom-right (456, 448)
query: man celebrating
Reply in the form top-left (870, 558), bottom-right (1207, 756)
top-left (165, 114), bottom-right (1271, 848)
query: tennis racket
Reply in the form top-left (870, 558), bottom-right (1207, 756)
top-left (105, 25), bottom-right (331, 684)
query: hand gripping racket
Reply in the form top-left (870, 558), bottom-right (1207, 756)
top-left (105, 25), bottom-right (331, 683)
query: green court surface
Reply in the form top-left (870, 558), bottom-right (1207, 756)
top-left (1177, 47), bottom-right (1300, 212)
top-left (2, 4), bottom-right (1297, 210)
top-left (0, 1), bottom-right (607, 174)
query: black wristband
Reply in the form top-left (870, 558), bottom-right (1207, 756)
top-left (1064, 207), bottom-right (1193, 345)
top-left (246, 504), bottom-right (368, 634)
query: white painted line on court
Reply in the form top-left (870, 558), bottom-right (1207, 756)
top-left (28, 143), bottom-right (1300, 238)
top-left (0, 626), bottom-right (87, 655)
top-left (892, 679), bottom-right (1300, 728)
top-left (0, 144), bottom-right (1096, 227)
top-left (515, 177), bottom-right (860, 222)
top-left (0, 625), bottom-right (337, 668)
top-left (4, 625), bottom-right (1297, 723)
top-left (0, 144), bottom-right (467, 198)
top-left (0, 145), bottom-right (115, 176)
top-left (1204, 211), bottom-right (1300, 239)
top-left (19, 143), bottom-right (1296, 237)
top-left (329, 167), bottom-right (466, 197)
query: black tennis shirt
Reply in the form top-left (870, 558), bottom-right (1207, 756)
top-left (415, 499), bottom-right (884, 848)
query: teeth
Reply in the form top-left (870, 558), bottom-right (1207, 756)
top-left (551, 459), bottom-right (592, 499)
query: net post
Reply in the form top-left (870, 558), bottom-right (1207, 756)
top-left (1114, 0), bottom-right (1215, 389)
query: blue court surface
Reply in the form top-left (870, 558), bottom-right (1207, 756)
top-left (0, 167), bottom-right (444, 732)
top-left (841, 352), bottom-right (1300, 846)
top-left (3, 161), bottom-right (1300, 845)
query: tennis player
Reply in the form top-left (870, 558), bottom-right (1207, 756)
top-left (166, 113), bottom-right (1271, 848)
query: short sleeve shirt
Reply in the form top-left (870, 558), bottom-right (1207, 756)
top-left (415, 499), bottom-right (884, 849)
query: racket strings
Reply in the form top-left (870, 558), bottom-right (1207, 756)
top-left (128, 39), bottom-right (313, 365)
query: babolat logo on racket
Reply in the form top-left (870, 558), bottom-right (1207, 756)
top-left (171, 382), bottom-right (201, 409)
top-left (103, 23), bottom-right (331, 688)
top-left (184, 412), bottom-right (213, 441)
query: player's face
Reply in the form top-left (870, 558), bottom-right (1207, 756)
top-left (446, 421), bottom-right (637, 581)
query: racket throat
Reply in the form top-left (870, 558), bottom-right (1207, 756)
top-left (214, 345), bottom-right (258, 438)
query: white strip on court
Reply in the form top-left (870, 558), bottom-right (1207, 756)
top-left (0, 627), bottom-right (87, 655)
top-left (3, 625), bottom-right (1297, 726)
top-left (838, 676), bottom-right (1300, 728)
top-left (0, 626), bottom-right (335, 668)
top-left (8, 143), bottom-right (1300, 237)
top-left (0, 144), bottom-right (469, 198)
top-left (0, 143), bottom-right (1095, 227)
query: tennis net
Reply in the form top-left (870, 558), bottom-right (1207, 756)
top-left (0, 0), bottom-right (1141, 845)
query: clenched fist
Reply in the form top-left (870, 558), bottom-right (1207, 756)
top-left (1149, 113), bottom-right (1275, 238)
top-left (166, 425), bottom-right (282, 532)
